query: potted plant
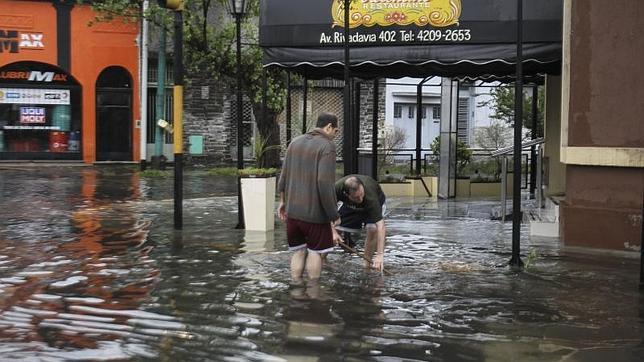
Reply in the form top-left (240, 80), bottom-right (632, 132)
top-left (239, 136), bottom-right (280, 231)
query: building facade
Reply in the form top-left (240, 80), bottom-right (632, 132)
top-left (0, 0), bottom-right (140, 163)
top-left (558, 0), bottom-right (644, 250)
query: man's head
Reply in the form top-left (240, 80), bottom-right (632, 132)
top-left (343, 176), bottom-right (365, 204)
top-left (316, 113), bottom-right (339, 137)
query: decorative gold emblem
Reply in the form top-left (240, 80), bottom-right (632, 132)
top-left (332, 0), bottom-right (461, 28)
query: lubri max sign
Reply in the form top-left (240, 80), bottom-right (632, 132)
top-left (0, 29), bottom-right (45, 53)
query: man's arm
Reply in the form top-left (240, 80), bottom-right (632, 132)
top-left (278, 191), bottom-right (287, 221)
top-left (372, 219), bottom-right (386, 271)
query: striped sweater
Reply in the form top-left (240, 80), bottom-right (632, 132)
top-left (278, 129), bottom-right (340, 224)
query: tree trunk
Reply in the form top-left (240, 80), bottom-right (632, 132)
top-left (252, 102), bottom-right (281, 168)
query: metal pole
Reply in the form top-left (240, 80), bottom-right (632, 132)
top-left (173, 8), bottom-right (184, 229)
top-left (536, 145), bottom-right (543, 210)
top-left (354, 81), bottom-right (361, 174)
top-left (371, 79), bottom-right (379, 180)
top-left (501, 156), bottom-right (508, 222)
top-left (342, 0), bottom-right (352, 176)
top-left (302, 76), bottom-right (308, 134)
top-left (286, 72), bottom-right (292, 144)
top-left (139, 0), bottom-right (149, 169)
top-left (261, 69), bottom-right (267, 167)
top-left (235, 14), bottom-right (245, 229)
top-left (415, 78), bottom-right (430, 175)
top-left (510, 0), bottom-right (524, 268)
top-left (530, 85), bottom-right (538, 197)
top-left (153, 27), bottom-right (166, 169)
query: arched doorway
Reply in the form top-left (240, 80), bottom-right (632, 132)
top-left (95, 66), bottom-right (132, 161)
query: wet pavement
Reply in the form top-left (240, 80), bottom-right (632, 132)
top-left (0, 165), bottom-right (643, 361)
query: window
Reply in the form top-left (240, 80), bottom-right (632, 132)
top-left (432, 105), bottom-right (441, 119)
top-left (422, 106), bottom-right (427, 119)
top-left (393, 104), bottom-right (402, 118)
top-left (407, 105), bottom-right (414, 119)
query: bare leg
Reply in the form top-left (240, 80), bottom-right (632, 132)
top-left (305, 251), bottom-right (323, 280)
top-left (291, 248), bottom-right (307, 280)
top-left (363, 224), bottom-right (378, 269)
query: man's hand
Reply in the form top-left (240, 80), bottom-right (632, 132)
top-left (372, 253), bottom-right (384, 272)
top-left (331, 218), bottom-right (343, 246)
top-left (278, 201), bottom-right (287, 221)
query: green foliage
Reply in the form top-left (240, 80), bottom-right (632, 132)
top-left (252, 135), bottom-right (281, 168)
top-left (140, 169), bottom-right (171, 177)
top-left (524, 249), bottom-right (538, 270)
top-left (86, 0), bottom-right (286, 167)
top-left (478, 85), bottom-right (544, 135)
top-left (206, 167), bottom-right (239, 176)
top-left (238, 167), bottom-right (278, 177)
top-left (429, 136), bottom-right (472, 176)
top-left (206, 166), bottom-right (278, 177)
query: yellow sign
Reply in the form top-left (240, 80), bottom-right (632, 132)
top-left (332, 0), bottom-right (461, 28)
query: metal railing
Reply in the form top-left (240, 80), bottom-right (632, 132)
top-left (494, 138), bottom-right (545, 221)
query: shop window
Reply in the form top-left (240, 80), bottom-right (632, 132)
top-left (0, 62), bottom-right (81, 159)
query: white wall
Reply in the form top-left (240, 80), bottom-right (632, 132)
top-left (385, 78), bottom-right (499, 150)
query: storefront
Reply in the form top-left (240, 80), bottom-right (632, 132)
top-left (0, 61), bottom-right (82, 159)
top-left (0, 0), bottom-right (140, 163)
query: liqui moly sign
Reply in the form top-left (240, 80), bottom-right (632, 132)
top-left (20, 106), bottom-right (46, 124)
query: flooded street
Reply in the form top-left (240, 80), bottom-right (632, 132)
top-left (1, 166), bottom-right (643, 361)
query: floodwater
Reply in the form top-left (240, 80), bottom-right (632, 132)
top-left (0, 165), bottom-right (643, 361)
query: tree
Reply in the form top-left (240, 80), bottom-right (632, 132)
top-left (430, 136), bottom-right (472, 176)
top-left (377, 126), bottom-right (407, 173)
top-left (473, 120), bottom-right (512, 180)
top-left (85, 0), bottom-right (286, 167)
top-left (478, 85), bottom-right (544, 138)
top-left (473, 120), bottom-right (512, 150)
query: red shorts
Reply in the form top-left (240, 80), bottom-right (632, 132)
top-left (286, 218), bottom-right (334, 253)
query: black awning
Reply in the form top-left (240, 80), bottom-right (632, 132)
top-left (260, 0), bottom-right (562, 79)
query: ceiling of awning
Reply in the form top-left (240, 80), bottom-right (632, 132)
top-left (260, 0), bottom-right (563, 80)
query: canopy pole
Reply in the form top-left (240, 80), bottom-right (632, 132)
top-left (530, 85), bottom-right (538, 197)
top-left (342, 0), bottom-right (353, 176)
top-left (510, 0), bottom-right (525, 269)
top-left (415, 77), bottom-right (431, 175)
top-left (371, 79), bottom-right (379, 180)
top-left (286, 72), bottom-right (292, 144)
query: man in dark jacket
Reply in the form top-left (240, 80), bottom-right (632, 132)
top-left (278, 113), bottom-right (343, 281)
top-left (336, 175), bottom-right (387, 272)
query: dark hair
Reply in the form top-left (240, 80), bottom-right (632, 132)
top-left (343, 176), bottom-right (364, 195)
top-left (316, 113), bottom-right (338, 128)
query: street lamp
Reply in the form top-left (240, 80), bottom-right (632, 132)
top-left (226, 0), bottom-right (249, 228)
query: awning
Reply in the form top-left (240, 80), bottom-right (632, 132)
top-left (260, 0), bottom-right (562, 79)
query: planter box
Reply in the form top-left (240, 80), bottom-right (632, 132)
top-left (240, 176), bottom-right (276, 231)
top-left (380, 182), bottom-right (412, 196)
top-left (379, 177), bottom-right (436, 198)
top-left (456, 179), bottom-right (471, 197)
top-left (470, 174), bottom-right (514, 197)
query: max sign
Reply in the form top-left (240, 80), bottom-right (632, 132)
top-left (0, 29), bottom-right (45, 53)
top-left (20, 107), bottom-right (46, 124)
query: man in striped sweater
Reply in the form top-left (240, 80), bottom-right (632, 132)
top-left (278, 113), bottom-right (343, 281)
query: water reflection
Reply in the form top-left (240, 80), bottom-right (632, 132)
top-left (0, 167), bottom-right (643, 360)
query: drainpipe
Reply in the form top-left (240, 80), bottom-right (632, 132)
top-left (153, 27), bottom-right (166, 169)
top-left (139, 0), bottom-right (149, 168)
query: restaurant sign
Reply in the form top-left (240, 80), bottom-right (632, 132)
top-left (261, 0), bottom-right (562, 48)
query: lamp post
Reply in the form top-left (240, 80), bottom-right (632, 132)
top-left (226, 0), bottom-right (249, 228)
top-left (157, 0), bottom-right (184, 229)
